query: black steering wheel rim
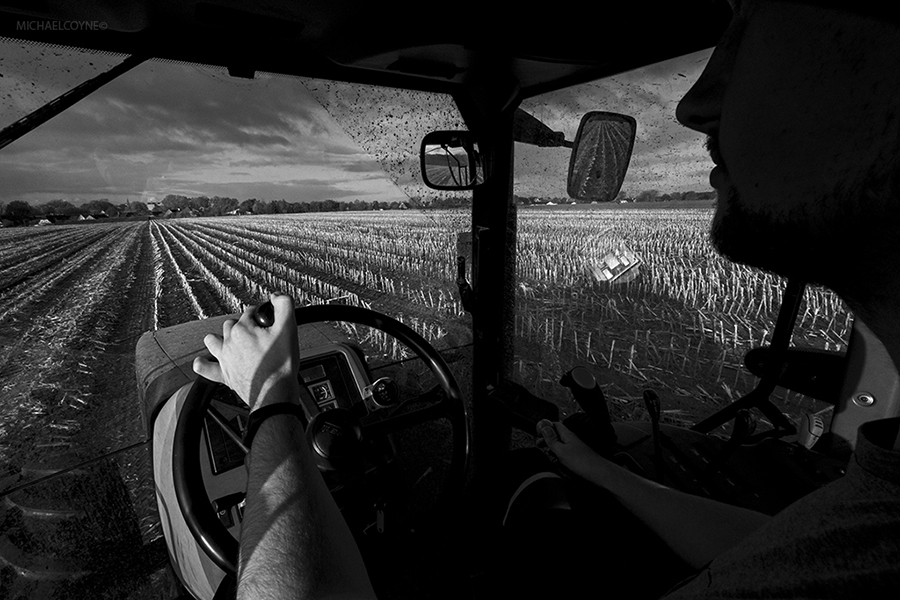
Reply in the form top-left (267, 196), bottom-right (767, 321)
top-left (172, 304), bottom-right (470, 574)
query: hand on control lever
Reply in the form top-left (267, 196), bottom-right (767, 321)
top-left (536, 419), bottom-right (604, 480)
top-left (487, 379), bottom-right (560, 431)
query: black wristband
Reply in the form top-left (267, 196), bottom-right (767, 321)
top-left (243, 403), bottom-right (305, 448)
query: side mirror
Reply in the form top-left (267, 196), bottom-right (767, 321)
top-left (567, 112), bottom-right (636, 202)
top-left (420, 131), bottom-right (486, 190)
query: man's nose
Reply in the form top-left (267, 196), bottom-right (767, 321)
top-left (675, 65), bottom-right (723, 135)
top-left (675, 20), bottom-right (740, 136)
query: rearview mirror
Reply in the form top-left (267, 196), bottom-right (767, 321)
top-left (567, 112), bottom-right (636, 202)
top-left (420, 131), bottom-right (486, 190)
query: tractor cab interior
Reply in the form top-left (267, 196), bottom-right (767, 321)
top-left (2, 1), bottom-right (898, 599)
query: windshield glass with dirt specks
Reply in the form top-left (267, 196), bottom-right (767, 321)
top-left (511, 49), bottom-right (851, 440)
top-left (0, 37), bottom-right (471, 598)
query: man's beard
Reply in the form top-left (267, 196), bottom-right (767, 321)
top-left (709, 183), bottom-right (807, 279)
top-left (708, 143), bottom-right (900, 296)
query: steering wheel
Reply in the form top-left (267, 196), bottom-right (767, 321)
top-left (172, 304), bottom-right (470, 574)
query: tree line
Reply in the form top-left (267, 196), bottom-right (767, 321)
top-left (0, 195), bottom-right (458, 225)
top-left (2, 189), bottom-right (713, 226)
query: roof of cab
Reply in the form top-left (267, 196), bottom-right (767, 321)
top-left (0, 0), bottom-right (730, 100)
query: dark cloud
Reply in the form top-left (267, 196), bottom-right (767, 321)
top-left (97, 61), bottom-right (322, 144)
top-left (340, 161), bottom-right (385, 174)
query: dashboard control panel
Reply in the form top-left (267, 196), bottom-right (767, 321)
top-left (201, 343), bottom-right (377, 479)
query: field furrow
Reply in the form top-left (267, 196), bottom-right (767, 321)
top-left (148, 221), bottom-right (206, 326)
top-left (195, 216), bottom-right (454, 283)
top-left (0, 227), bottom-right (92, 273)
top-left (0, 223), bottom-right (146, 471)
top-left (154, 222), bottom-right (232, 317)
top-left (186, 221), bottom-right (463, 318)
top-left (0, 227), bottom-right (113, 295)
top-left (0, 224), bottom-right (135, 324)
top-left (160, 221), bottom-right (337, 307)
top-left (168, 220), bottom-right (464, 348)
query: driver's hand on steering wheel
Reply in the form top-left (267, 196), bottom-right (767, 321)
top-left (192, 293), bottom-right (301, 411)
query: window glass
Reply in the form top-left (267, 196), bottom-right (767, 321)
top-left (0, 37), bottom-right (126, 129)
top-left (512, 49), bottom-right (850, 432)
top-left (0, 37), bottom-right (471, 597)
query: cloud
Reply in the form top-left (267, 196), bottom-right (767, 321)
top-left (1, 39), bottom-right (715, 205)
top-left (0, 50), bottom-right (389, 204)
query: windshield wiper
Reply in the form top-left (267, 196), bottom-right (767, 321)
top-left (0, 51), bottom-right (148, 151)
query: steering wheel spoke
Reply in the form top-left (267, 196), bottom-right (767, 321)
top-left (363, 397), bottom-right (448, 438)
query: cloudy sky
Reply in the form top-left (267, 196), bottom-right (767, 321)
top-left (0, 39), bottom-right (714, 206)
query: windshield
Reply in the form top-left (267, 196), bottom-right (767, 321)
top-left (511, 49), bottom-right (850, 434)
top-left (0, 38), bottom-right (471, 597)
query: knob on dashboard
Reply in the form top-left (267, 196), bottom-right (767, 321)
top-left (369, 377), bottom-right (399, 408)
top-left (306, 408), bottom-right (363, 471)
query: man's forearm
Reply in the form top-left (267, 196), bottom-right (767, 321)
top-left (575, 456), bottom-right (770, 569)
top-left (238, 414), bottom-right (376, 600)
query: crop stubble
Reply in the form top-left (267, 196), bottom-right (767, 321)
top-left (0, 207), bottom-right (851, 478)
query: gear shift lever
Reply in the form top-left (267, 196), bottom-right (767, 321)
top-left (560, 366), bottom-right (617, 456)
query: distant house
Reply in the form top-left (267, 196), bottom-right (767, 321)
top-left (37, 218), bottom-right (53, 226)
top-left (44, 214), bottom-right (76, 224)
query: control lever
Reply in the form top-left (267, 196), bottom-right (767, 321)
top-left (456, 257), bottom-right (474, 313)
top-left (704, 409), bottom-right (756, 478)
top-left (643, 389), bottom-right (662, 459)
top-left (641, 388), bottom-right (669, 481)
top-left (253, 301), bottom-right (275, 327)
top-left (559, 367), bottom-right (617, 457)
